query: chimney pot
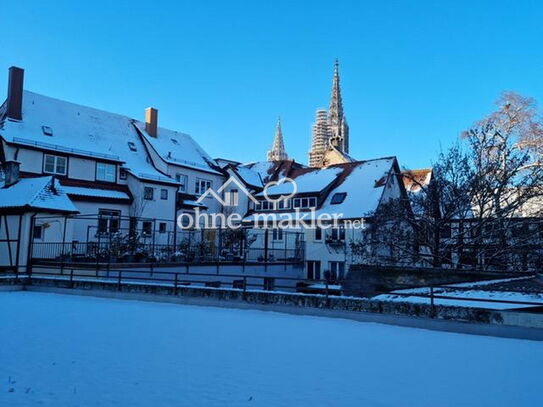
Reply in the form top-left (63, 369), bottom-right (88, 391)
top-left (6, 66), bottom-right (24, 121)
top-left (145, 107), bottom-right (158, 138)
top-left (2, 160), bottom-right (20, 187)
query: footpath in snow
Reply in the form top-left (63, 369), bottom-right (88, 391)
top-left (1, 291), bottom-right (542, 407)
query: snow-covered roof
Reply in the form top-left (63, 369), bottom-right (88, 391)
top-left (134, 122), bottom-right (221, 175)
top-left (233, 166), bottom-right (263, 188)
top-left (244, 157), bottom-right (398, 221)
top-left (0, 176), bottom-right (79, 213)
top-left (258, 166), bottom-right (342, 196)
top-left (0, 91), bottom-right (178, 185)
top-left (242, 161), bottom-right (276, 183)
top-left (317, 158), bottom-right (396, 218)
top-left (60, 185), bottom-right (131, 200)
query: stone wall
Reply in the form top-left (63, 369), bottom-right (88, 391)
top-left (344, 264), bottom-right (532, 297)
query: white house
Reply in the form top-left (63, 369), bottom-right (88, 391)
top-left (222, 158), bottom-right (409, 280)
top-left (0, 66), bottom-right (226, 251)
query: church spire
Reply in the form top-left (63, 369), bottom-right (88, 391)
top-left (329, 59), bottom-right (343, 123)
top-left (327, 59), bottom-right (349, 154)
top-left (267, 117), bottom-right (288, 161)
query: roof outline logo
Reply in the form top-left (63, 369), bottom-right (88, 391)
top-left (197, 176), bottom-right (300, 207)
top-left (196, 176), bottom-right (260, 206)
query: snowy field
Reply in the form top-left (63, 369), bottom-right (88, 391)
top-left (1, 292), bottom-right (542, 407)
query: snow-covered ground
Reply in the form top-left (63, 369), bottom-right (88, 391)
top-left (374, 277), bottom-right (543, 310)
top-left (1, 292), bottom-right (542, 407)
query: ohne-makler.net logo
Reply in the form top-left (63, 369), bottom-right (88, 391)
top-left (176, 176), bottom-right (366, 230)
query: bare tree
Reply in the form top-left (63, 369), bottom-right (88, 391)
top-left (360, 92), bottom-right (543, 270)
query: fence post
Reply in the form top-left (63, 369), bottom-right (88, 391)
top-left (173, 272), bottom-right (178, 295)
top-left (117, 270), bottom-right (122, 291)
top-left (430, 286), bottom-right (435, 318)
top-left (325, 279), bottom-right (330, 307)
top-left (264, 228), bottom-right (269, 273)
top-left (70, 268), bottom-right (74, 288)
top-left (243, 276), bottom-right (247, 300)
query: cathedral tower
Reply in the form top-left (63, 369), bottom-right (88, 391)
top-left (308, 60), bottom-right (350, 167)
top-left (267, 117), bottom-right (288, 161)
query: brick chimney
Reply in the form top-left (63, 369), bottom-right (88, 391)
top-left (6, 66), bottom-right (24, 121)
top-left (2, 160), bottom-right (20, 187)
top-left (145, 107), bottom-right (158, 138)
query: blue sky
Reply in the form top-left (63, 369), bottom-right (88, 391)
top-left (1, 1), bottom-right (542, 169)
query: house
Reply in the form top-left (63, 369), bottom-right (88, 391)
top-left (0, 161), bottom-right (78, 271)
top-left (0, 66), bottom-right (226, 252)
top-left (225, 157), bottom-right (410, 280)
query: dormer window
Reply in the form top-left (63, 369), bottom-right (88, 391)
top-left (43, 154), bottom-right (67, 176)
top-left (96, 162), bottom-right (116, 182)
top-left (293, 197), bottom-right (317, 209)
top-left (42, 126), bottom-right (53, 136)
top-left (330, 192), bottom-right (347, 205)
top-left (127, 142), bottom-right (137, 152)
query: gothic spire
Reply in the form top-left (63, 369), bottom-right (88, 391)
top-left (328, 59), bottom-right (344, 125)
top-left (267, 117), bottom-right (288, 161)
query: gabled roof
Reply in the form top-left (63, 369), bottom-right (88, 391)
top-left (242, 160), bottom-right (305, 184)
top-left (244, 157), bottom-right (401, 221)
top-left (134, 122), bottom-right (221, 175)
top-left (0, 176), bottom-right (79, 213)
top-left (0, 91), bottom-right (178, 185)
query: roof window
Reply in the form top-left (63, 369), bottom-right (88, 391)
top-left (171, 138), bottom-right (179, 145)
top-left (330, 192), bottom-right (347, 205)
top-left (127, 142), bottom-right (137, 152)
top-left (42, 126), bottom-right (53, 136)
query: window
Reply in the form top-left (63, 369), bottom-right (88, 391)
top-left (180, 212), bottom-right (194, 228)
top-left (278, 199), bottom-right (291, 209)
top-left (119, 170), bottom-right (127, 180)
top-left (292, 197), bottom-right (317, 209)
top-left (195, 179), bottom-right (212, 195)
top-left (142, 221), bottom-right (153, 236)
top-left (225, 189), bottom-right (239, 206)
top-left (331, 192), bottom-right (347, 205)
top-left (97, 210), bottom-right (120, 234)
top-left (175, 173), bottom-right (188, 192)
top-left (272, 228), bottom-right (283, 241)
top-left (171, 138), bottom-right (179, 145)
top-left (330, 227), bottom-right (345, 241)
top-left (314, 227), bottom-right (322, 241)
top-left (329, 261), bottom-right (345, 281)
top-left (96, 162), bottom-right (116, 182)
top-left (144, 187), bottom-right (154, 200)
top-left (33, 225), bottom-right (43, 240)
top-left (159, 222), bottom-right (167, 233)
top-left (43, 154), bottom-right (67, 175)
top-left (127, 142), bottom-right (137, 152)
top-left (160, 189), bottom-right (168, 200)
top-left (307, 260), bottom-right (321, 280)
top-left (255, 200), bottom-right (272, 211)
top-left (41, 126), bottom-right (53, 136)
top-left (440, 224), bottom-right (452, 239)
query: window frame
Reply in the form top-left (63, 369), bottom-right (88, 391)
top-left (144, 187), bottom-right (154, 200)
top-left (95, 161), bottom-right (117, 183)
top-left (43, 153), bottom-right (68, 176)
top-left (175, 173), bottom-right (188, 192)
top-left (97, 209), bottom-right (121, 235)
top-left (307, 260), bottom-right (321, 280)
top-left (33, 225), bottom-right (44, 240)
top-left (195, 178), bottom-right (212, 196)
top-left (142, 220), bottom-right (153, 236)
